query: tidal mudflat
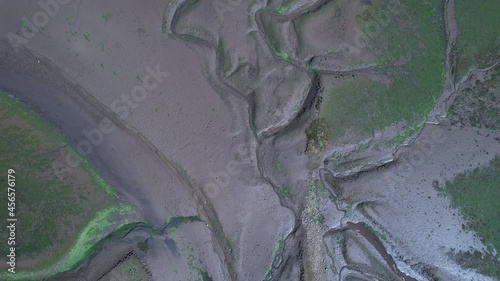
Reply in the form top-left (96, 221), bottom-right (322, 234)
top-left (0, 0), bottom-right (498, 280)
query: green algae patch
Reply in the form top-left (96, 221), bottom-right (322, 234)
top-left (1, 206), bottom-right (138, 281)
top-left (164, 216), bottom-right (202, 240)
top-left (0, 92), bottom-right (138, 280)
top-left (266, 0), bottom-right (296, 15)
top-left (387, 117), bottom-right (426, 145)
top-left (272, 45), bottom-right (291, 62)
top-left (274, 6), bottom-right (288, 15)
top-left (58, 204), bottom-right (136, 272)
top-left (259, 12), bottom-right (291, 63)
top-left (83, 32), bottom-right (91, 41)
top-left (164, 216), bottom-right (202, 229)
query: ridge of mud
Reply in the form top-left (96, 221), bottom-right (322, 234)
top-left (54, 216), bottom-right (205, 280)
top-left (50, 224), bottom-right (153, 280)
top-left (262, 0), bottom-right (472, 279)
top-left (324, 222), bottom-right (417, 281)
top-left (164, 1), bottom-right (338, 279)
top-left (124, 0), bottom-right (497, 280)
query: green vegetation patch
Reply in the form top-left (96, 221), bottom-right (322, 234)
top-left (266, 0), bottom-right (296, 15)
top-left (102, 12), bottom-right (113, 23)
top-left (264, 238), bottom-right (285, 280)
top-left (319, 78), bottom-right (384, 141)
top-left (440, 156), bottom-right (500, 279)
top-left (442, 156), bottom-right (500, 250)
top-left (0, 92), bottom-right (136, 279)
top-left (83, 32), bottom-right (91, 41)
top-left (318, 0), bottom-right (445, 143)
top-left (278, 186), bottom-right (290, 199)
top-left (387, 116), bottom-right (426, 145)
top-left (274, 5), bottom-right (288, 15)
top-left (100, 253), bottom-right (151, 281)
top-left (305, 117), bottom-right (329, 152)
top-left (259, 14), bottom-right (290, 62)
top-left (273, 46), bottom-right (290, 62)
top-left (365, 225), bottom-right (388, 242)
top-left (448, 250), bottom-right (500, 279)
top-left (179, 242), bottom-right (212, 281)
top-left (164, 215), bottom-right (202, 240)
top-left (454, 0), bottom-right (500, 79)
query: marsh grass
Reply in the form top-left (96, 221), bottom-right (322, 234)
top-left (0, 92), bottom-right (135, 279)
top-left (454, 0), bottom-right (500, 79)
top-left (443, 156), bottom-right (500, 252)
top-left (442, 156), bottom-right (500, 279)
top-left (317, 0), bottom-right (445, 144)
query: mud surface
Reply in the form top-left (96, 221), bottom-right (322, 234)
top-left (0, 0), bottom-right (499, 280)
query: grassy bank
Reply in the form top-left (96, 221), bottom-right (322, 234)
top-left (317, 0), bottom-right (445, 144)
top-left (454, 0), bottom-right (500, 79)
top-left (0, 92), bottom-right (137, 279)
